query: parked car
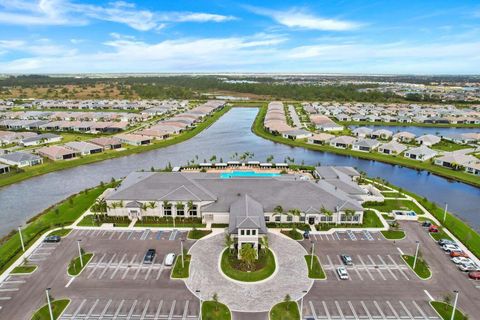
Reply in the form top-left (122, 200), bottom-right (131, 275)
top-left (450, 251), bottom-right (469, 258)
top-left (337, 266), bottom-right (349, 280)
top-left (458, 263), bottom-right (479, 272)
top-left (43, 235), bottom-right (61, 243)
top-left (421, 221), bottom-right (432, 228)
top-left (428, 225), bottom-right (439, 233)
top-left (468, 271), bottom-right (480, 280)
top-left (165, 253), bottom-right (176, 266)
top-left (451, 257), bottom-right (473, 265)
top-left (442, 244), bottom-right (462, 253)
top-left (143, 249), bottom-right (156, 264)
top-left (438, 239), bottom-right (455, 246)
top-left (303, 230), bottom-right (310, 239)
top-left (340, 254), bottom-right (353, 266)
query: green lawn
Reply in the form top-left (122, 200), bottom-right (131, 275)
top-left (281, 229), bottom-right (303, 240)
top-left (402, 255), bottom-right (431, 280)
top-left (0, 106), bottom-right (231, 188)
top-left (221, 249), bottom-right (276, 282)
top-left (48, 229), bottom-right (72, 237)
top-left (187, 229), bottom-right (212, 240)
top-left (135, 217), bottom-right (205, 228)
top-left (381, 230), bottom-right (406, 240)
top-left (363, 199), bottom-right (423, 214)
top-left (430, 301), bottom-right (468, 320)
top-left (68, 253), bottom-right (93, 276)
top-left (252, 106), bottom-right (480, 188)
top-left (432, 140), bottom-right (470, 152)
top-left (77, 215), bottom-right (130, 227)
top-left (0, 182), bottom-right (115, 276)
top-left (202, 301), bottom-right (231, 320)
top-left (266, 222), bottom-right (310, 230)
top-left (11, 265), bottom-right (37, 274)
top-left (380, 191), bottom-right (406, 198)
top-left (270, 301), bottom-right (300, 320)
top-left (171, 255), bottom-right (191, 278)
top-left (304, 255), bottom-right (326, 279)
top-left (31, 299), bottom-right (70, 320)
top-left (211, 223), bottom-right (229, 228)
top-left (316, 210), bottom-right (383, 231)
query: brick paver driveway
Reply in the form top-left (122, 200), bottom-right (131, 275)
top-left (185, 232), bottom-right (313, 312)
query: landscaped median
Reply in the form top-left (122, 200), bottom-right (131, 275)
top-left (316, 210), bottom-right (384, 231)
top-left (251, 105), bottom-right (480, 188)
top-left (187, 229), bottom-right (212, 240)
top-left (220, 248), bottom-right (276, 282)
top-left (381, 230), bottom-right (406, 240)
top-left (201, 300), bottom-right (231, 320)
top-left (0, 182), bottom-right (115, 277)
top-left (430, 301), bottom-right (468, 320)
top-left (31, 299), bottom-right (70, 320)
top-left (0, 105), bottom-right (231, 188)
top-left (171, 254), bottom-right (191, 279)
top-left (281, 228), bottom-right (303, 240)
top-left (402, 255), bottom-right (431, 280)
top-left (270, 300), bottom-right (300, 320)
top-left (68, 252), bottom-right (93, 276)
top-left (11, 264), bottom-right (37, 275)
top-left (304, 255), bottom-right (326, 279)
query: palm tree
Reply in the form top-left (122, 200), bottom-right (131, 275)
top-left (273, 205), bottom-right (284, 215)
top-left (260, 236), bottom-right (269, 252)
top-left (187, 200), bottom-right (194, 216)
top-left (224, 233), bottom-right (234, 254)
top-left (148, 202), bottom-right (157, 210)
top-left (212, 293), bottom-right (219, 311)
top-left (344, 209), bottom-right (356, 223)
top-left (239, 245), bottom-right (256, 270)
top-left (320, 206), bottom-right (334, 224)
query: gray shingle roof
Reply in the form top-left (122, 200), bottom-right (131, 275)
top-left (228, 194), bottom-right (267, 234)
top-left (0, 151), bottom-right (41, 163)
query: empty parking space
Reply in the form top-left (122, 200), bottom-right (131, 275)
top-left (70, 229), bottom-right (186, 242)
top-left (59, 298), bottom-right (199, 320)
top-left (0, 275), bottom-right (29, 308)
top-left (321, 254), bottom-right (411, 281)
top-left (311, 231), bottom-right (383, 242)
top-left (305, 299), bottom-right (440, 320)
top-left (27, 242), bottom-right (58, 262)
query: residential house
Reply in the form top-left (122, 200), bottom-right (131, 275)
top-left (21, 133), bottom-right (62, 147)
top-left (352, 139), bottom-right (380, 152)
top-left (89, 137), bottom-right (122, 150)
top-left (37, 145), bottom-right (78, 161)
top-left (0, 152), bottom-right (43, 167)
top-left (415, 134), bottom-right (441, 146)
top-left (404, 146), bottom-right (438, 161)
top-left (0, 163), bottom-right (10, 174)
top-left (307, 133), bottom-right (334, 145)
top-left (434, 153), bottom-right (479, 170)
top-left (371, 129), bottom-right (393, 140)
top-left (393, 131), bottom-right (416, 143)
top-left (281, 129), bottom-right (313, 140)
top-left (352, 127), bottom-right (373, 138)
top-left (378, 141), bottom-right (408, 155)
top-left (329, 136), bottom-right (356, 149)
top-left (442, 134), bottom-right (476, 145)
top-left (114, 133), bottom-right (152, 146)
top-left (65, 141), bottom-right (104, 155)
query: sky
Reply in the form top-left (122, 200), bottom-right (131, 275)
top-left (0, 0), bottom-right (479, 74)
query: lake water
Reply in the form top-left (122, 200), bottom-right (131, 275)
top-left (348, 125), bottom-right (479, 137)
top-left (1, 108), bottom-right (479, 236)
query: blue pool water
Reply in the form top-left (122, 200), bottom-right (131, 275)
top-left (220, 171), bottom-right (281, 179)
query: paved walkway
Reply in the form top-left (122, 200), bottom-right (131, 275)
top-left (185, 232), bottom-right (313, 312)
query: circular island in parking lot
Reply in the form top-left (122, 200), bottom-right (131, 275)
top-left (185, 232), bottom-right (313, 313)
top-left (220, 247), bottom-right (276, 282)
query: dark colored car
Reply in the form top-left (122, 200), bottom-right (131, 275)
top-left (143, 249), bottom-right (156, 264)
top-left (303, 230), bottom-right (310, 239)
top-left (421, 221), bottom-right (432, 228)
top-left (468, 271), bottom-right (480, 280)
top-left (43, 235), bottom-right (61, 243)
top-left (341, 254), bottom-right (353, 266)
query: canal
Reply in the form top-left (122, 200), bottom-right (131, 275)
top-left (0, 107), bottom-right (479, 236)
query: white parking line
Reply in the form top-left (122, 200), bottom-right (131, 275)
top-left (386, 301), bottom-right (400, 319)
top-left (348, 301), bottom-right (359, 320)
top-left (86, 299), bottom-right (99, 318)
top-left (412, 300), bottom-right (429, 320)
top-left (98, 254), bottom-right (117, 279)
top-left (334, 301), bottom-right (344, 319)
top-left (127, 299), bottom-right (138, 319)
top-left (145, 257), bottom-right (156, 280)
top-left (156, 264), bottom-right (165, 280)
top-left (309, 301), bottom-right (319, 320)
top-left (387, 255), bottom-right (409, 280)
top-left (110, 253), bottom-right (127, 279)
top-left (357, 255), bottom-right (375, 280)
top-left (122, 254), bottom-right (138, 280)
top-left (373, 300), bottom-right (386, 319)
top-left (377, 255), bottom-right (398, 280)
top-left (424, 290), bottom-right (434, 302)
top-left (154, 300), bottom-right (164, 320)
top-left (322, 301), bottom-right (330, 320)
top-left (108, 232), bottom-right (115, 240)
top-left (72, 299), bottom-right (87, 319)
top-left (182, 300), bottom-right (189, 320)
top-left (0, 297), bottom-right (11, 300)
top-left (140, 299), bottom-right (150, 320)
top-left (117, 231), bottom-right (125, 240)
top-left (0, 288), bottom-right (19, 292)
top-left (97, 299), bottom-right (112, 320)
top-left (87, 253), bottom-right (106, 279)
top-left (399, 301), bottom-right (413, 319)
top-left (168, 300), bottom-right (176, 319)
top-left (368, 255), bottom-right (386, 280)
top-left (360, 301), bottom-right (373, 320)
top-left (113, 299), bottom-right (125, 318)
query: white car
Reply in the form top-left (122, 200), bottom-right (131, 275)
top-left (442, 244), bottom-right (461, 253)
top-left (451, 257), bottom-right (473, 265)
top-left (458, 263), bottom-right (479, 272)
top-left (337, 266), bottom-right (349, 280)
top-left (164, 253), bottom-right (176, 266)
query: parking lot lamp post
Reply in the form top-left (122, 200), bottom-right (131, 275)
top-left (195, 290), bottom-right (202, 320)
top-left (18, 226), bottom-right (25, 252)
top-left (310, 240), bottom-right (315, 270)
top-left (46, 288), bottom-right (54, 320)
top-left (443, 203), bottom-right (448, 223)
top-left (300, 290), bottom-right (308, 320)
top-left (413, 241), bottom-right (420, 270)
top-left (77, 240), bottom-right (83, 268)
top-left (451, 290), bottom-right (459, 320)
top-left (181, 239), bottom-right (185, 269)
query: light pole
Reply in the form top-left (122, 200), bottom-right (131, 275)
top-left (46, 288), bottom-right (54, 320)
top-left (18, 226), bottom-right (25, 252)
top-left (300, 290), bottom-right (308, 320)
top-left (443, 203), bottom-right (448, 223)
top-left (413, 241), bottom-right (420, 270)
top-left (451, 290), bottom-right (459, 320)
top-left (196, 289), bottom-right (202, 320)
top-left (77, 240), bottom-right (83, 268)
top-left (181, 239), bottom-right (185, 269)
top-left (310, 240), bottom-right (315, 270)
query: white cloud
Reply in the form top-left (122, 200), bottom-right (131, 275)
top-left (0, 0), bottom-right (237, 30)
top-left (248, 7), bottom-right (361, 31)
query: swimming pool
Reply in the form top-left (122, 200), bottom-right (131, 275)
top-left (220, 171), bottom-right (281, 179)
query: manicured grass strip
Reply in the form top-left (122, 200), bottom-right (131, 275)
top-left (49, 229), bottom-right (72, 238)
top-left (135, 217), bottom-right (205, 228)
top-left (304, 255), bottom-right (326, 279)
top-left (381, 230), bottom-right (406, 240)
top-left (11, 265), bottom-right (37, 274)
top-left (68, 253), bottom-right (93, 276)
top-left (187, 229), bottom-right (212, 240)
top-left (31, 299), bottom-right (70, 320)
top-left (201, 301), bottom-right (231, 320)
top-left (430, 301), bottom-right (468, 320)
top-left (0, 106), bottom-right (231, 188)
top-left (281, 229), bottom-right (303, 240)
top-left (211, 223), bottom-right (228, 228)
top-left (270, 301), bottom-right (300, 320)
top-left (363, 199), bottom-right (423, 214)
top-left (375, 179), bottom-right (480, 259)
top-left (220, 249), bottom-right (276, 282)
top-left (380, 191), bottom-right (406, 198)
top-left (0, 182), bottom-right (114, 277)
top-left (77, 215), bottom-right (130, 227)
top-left (252, 106), bottom-right (480, 188)
top-left (430, 228), bottom-right (453, 242)
top-left (267, 223), bottom-right (310, 230)
top-left (171, 255), bottom-right (191, 279)
top-left (316, 210), bottom-right (383, 231)
top-left (402, 255), bottom-right (431, 280)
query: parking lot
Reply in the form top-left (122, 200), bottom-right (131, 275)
top-left (0, 229), bottom-right (195, 319)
